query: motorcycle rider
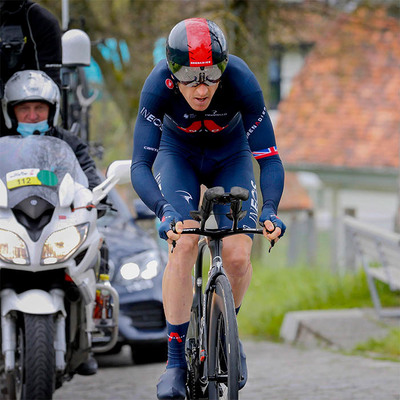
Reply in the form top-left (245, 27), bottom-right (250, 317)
top-left (1, 70), bottom-right (100, 188)
top-left (1, 69), bottom-right (104, 375)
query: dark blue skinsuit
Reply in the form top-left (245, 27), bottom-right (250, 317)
top-left (131, 55), bottom-right (284, 230)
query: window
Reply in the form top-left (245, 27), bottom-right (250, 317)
top-left (267, 44), bottom-right (312, 110)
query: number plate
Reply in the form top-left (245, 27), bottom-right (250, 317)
top-left (6, 169), bottom-right (58, 189)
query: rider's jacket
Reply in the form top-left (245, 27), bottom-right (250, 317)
top-left (131, 55), bottom-right (284, 219)
top-left (51, 127), bottom-right (102, 190)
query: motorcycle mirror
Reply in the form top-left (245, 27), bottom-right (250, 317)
top-left (92, 160), bottom-right (131, 206)
top-left (106, 160), bottom-right (131, 185)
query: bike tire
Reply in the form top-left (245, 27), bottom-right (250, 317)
top-left (186, 285), bottom-right (205, 399)
top-left (21, 313), bottom-right (55, 400)
top-left (207, 275), bottom-right (240, 400)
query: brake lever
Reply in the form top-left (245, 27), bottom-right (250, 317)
top-left (259, 221), bottom-right (276, 253)
top-left (170, 221), bottom-right (177, 254)
top-left (268, 240), bottom-right (275, 253)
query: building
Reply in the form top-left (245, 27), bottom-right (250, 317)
top-left (274, 5), bottom-right (400, 267)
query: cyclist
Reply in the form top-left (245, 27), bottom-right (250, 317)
top-left (1, 69), bottom-right (106, 376)
top-left (130, 18), bottom-right (286, 399)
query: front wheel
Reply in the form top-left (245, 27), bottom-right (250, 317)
top-left (7, 313), bottom-right (55, 400)
top-left (207, 275), bottom-right (240, 400)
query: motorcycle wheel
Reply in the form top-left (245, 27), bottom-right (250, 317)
top-left (7, 314), bottom-right (55, 400)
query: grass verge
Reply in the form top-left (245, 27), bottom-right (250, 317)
top-left (350, 327), bottom-right (400, 361)
top-left (237, 259), bottom-right (399, 359)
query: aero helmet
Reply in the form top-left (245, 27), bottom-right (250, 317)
top-left (1, 70), bottom-right (60, 129)
top-left (166, 18), bottom-right (228, 87)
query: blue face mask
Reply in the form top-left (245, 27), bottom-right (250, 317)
top-left (16, 120), bottom-right (49, 137)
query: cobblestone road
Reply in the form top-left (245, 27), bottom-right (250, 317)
top-left (54, 341), bottom-right (400, 400)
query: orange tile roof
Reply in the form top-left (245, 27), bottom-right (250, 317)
top-left (275, 7), bottom-right (400, 172)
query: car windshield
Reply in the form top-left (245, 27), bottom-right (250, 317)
top-left (0, 135), bottom-right (88, 208)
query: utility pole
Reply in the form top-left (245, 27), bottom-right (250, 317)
top-left (61, 0), bottom-right (69, 32)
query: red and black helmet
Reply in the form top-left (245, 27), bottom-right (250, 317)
top-left (166, 18), bottom-right (228, 87)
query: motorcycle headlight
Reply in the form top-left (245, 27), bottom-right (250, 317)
top-left (0, 229), bottom-right (30, 265)
top-left (115, 251), bottom-right (162, 285)
top-left (41, 223), bottom-right (89, 265)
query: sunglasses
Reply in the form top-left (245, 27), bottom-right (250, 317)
top-left (169, 62), bottom-right (226, 87)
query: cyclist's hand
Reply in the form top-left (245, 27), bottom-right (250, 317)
top-left (167, 220), bottom-right (184, 243)
top-left (259, 209), bottom-right (286, 243)
top-left (158, 204), bottom-right (183, 242)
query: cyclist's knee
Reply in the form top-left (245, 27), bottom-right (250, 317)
top-left (225, 256), bottom-right (251, 278)
top-left (167, 233), bottom-right (199, 273)
top-left (223, 237), bottom-right (252, 277)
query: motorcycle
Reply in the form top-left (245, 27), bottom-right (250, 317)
top-left (0, 135), bottom-right (129, 399)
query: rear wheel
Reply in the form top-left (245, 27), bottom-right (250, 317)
top-left (207, 275), bottom-right (239, 400)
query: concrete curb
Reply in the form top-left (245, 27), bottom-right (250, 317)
top-left (280, 308), bottom-right (400, 350)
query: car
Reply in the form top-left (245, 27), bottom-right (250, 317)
top-left (60, 28), bottom-right (168, 365)
top-left (96, 187), bottom-right (168, 364)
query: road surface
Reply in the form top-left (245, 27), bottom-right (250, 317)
top-left (54, 341), bottom-right (400, 400)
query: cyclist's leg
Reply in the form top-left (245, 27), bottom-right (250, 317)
top-left (219, 234), bottom-right (252, 391)
top-left (154, 151), bottom-right (201, 399)
top-left (210, 150), bottom-right (257, 308)
top-left (154, 150), bottom-right (201, 323)
top-left (222, 234), bottom-right (253, 306)
top-left (209, 150), bottom-right (257, 391)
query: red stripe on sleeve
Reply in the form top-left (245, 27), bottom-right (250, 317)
top-left (185, 18), bottom-right (213, 67)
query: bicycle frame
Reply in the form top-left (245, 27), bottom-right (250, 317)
top-left (181, 186), bottom-right (264, 399)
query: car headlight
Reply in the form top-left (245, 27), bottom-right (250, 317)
top-left (115, 251), bottom-right (162, 285)
top-left (0, 229), bottom-right (30, 265)
top-left (41, 223), bottom-right (89, 265)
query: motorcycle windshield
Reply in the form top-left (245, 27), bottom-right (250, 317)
top-left (0, 135), bottom-right (89, 208)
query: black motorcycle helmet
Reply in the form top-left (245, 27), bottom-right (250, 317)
top-left (166, 18), bottom-right (228, 87)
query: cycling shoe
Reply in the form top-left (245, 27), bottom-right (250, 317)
top-left (157, 367), bottom-right (187, 399)
top-left (239, 340), bottom-right (247, 390)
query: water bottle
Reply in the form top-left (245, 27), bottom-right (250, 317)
top-left (94, 274), bottom-right (113, 321)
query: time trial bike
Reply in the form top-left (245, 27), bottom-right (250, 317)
top-left (172, 186), bottom-right (268, 400)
